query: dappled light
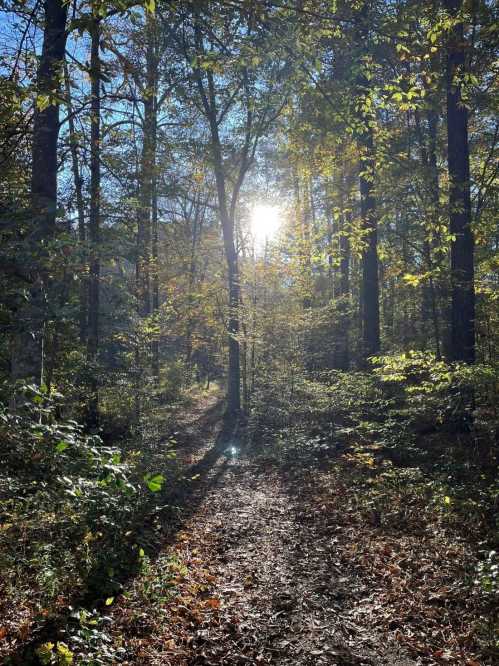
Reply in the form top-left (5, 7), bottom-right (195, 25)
top-left (0, 0), bottom-right (497, 664)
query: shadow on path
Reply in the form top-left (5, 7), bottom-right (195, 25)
top-left (9, 395), bottom-right (232, 665)
top-left (272, 461), bottom-right (416, 665)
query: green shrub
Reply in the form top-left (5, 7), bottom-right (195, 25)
top-left (0, 383), bottom-right (177, 620)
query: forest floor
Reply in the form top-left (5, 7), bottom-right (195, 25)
top-left (2, 389), bottom-right (492, 665)
top-left (98, 390), bottom-right (489, 666)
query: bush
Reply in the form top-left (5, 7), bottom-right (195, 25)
top-left (0, 383), bottom-right (176, 627)
top-left (372, 351), bottom-right (498, 463)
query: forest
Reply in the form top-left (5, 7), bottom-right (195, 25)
top-left (0, 0), bottom-right (498, 663)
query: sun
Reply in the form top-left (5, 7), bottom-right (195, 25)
top-left (250, 204), bottom-right (281, 246)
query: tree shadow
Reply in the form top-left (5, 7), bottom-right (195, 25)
top-left (8, 397), bottom-right (235, 665)
top-left (271, 461), bottom-right (417, 666)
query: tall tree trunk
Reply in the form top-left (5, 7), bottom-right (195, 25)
top-left (11, 0), bottom-right (68, 386)
top-left (151, 162), bottom-right (160, 379)
top-left (293, 169), bottom-right (313, 310)
top-left (185, 201), bottom-right (202, 369)
top-left (141, 14), bottom-right (159, 378)
top-left (355, 4), bottom-right (380, 362)
top-left (202, 102), bottom-right (241, 416)
top-left (359, 129), bottom-right (380, 359)
top-left (324, 179), bottom-right (336, 297)
top-left (86, 17), bottom-right (101, 428)
top-left (444, 0), bottom-right (475, 363)
top-left (137, 75), bottom-right (154, 319)
top-left (302, 176), bottom-right (313, 310)
top-left (224, 229), bottom-right (241, 418)
top-left (222, 209), bottom-right (241, 418)
top-left (191, 9), bottom-right (265, 421)
top-left (64, 60), bottom-right (87, 344)
top-left (31, 0), bottom-right (68, 239)
top-left (194, 52), bottom-right (241, 419)
top-left (336, 172), bottom-right (351, 369)
top-left (414, 108), bottom-right (442, 357)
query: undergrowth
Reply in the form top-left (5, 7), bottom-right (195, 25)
top-left (249, 351), bottom-right (498, 661)
top-left (0, 379), bottom-right (199, 664)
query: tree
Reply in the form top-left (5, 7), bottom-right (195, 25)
top-left (444, 0), bottom-right (475, 364)
top-left (86, 13), bottom-right (102, 427)
top-left (354, 2), bottom-right (380, 361)
top-left (175, 1), bottom-right (288, 420)
top-left (64, 59), bottom-right (87, 344)
top-left (11, 0), bottom-right (69, 386)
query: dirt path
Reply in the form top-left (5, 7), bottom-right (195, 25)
top-left (110, 407), bottom-right (416, 666)
top-left (182, 457), bottom-right (414, 666)
top-left (1, 394), bottom-right (488, 665)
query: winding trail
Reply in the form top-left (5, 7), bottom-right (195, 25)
top-left (111, 397), bottom-right (415, 665)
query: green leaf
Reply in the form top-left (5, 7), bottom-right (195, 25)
top-left (138, 547), bottom-right (145, 558)
top-left (56, 441), bottom-right (69, 453)
top-left (144, 0), bottom-right (155, 14)
top-left (145, 473), bottom-right (165, 492)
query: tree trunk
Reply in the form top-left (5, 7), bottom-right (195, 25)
top-left (359, 130), bottom-right (380, 359)
top-left (414, 108), bottom-right (442, 357)
top-left (336, 173), bottom-right (351, 369)
top-left (151, 163), bottom-right (160, 379)
top-left (204, 112), bottom-right (241, 417)
top-left (31, 0), bottom-right (68, 239)
top-left (444, 0), bottom-right (475, 363)
top-left (86, 17), bottom-right (101, 428)
top-left (185, 200), bottom-right (204, 370)
top-left (137, 57), bottom-right (155, 318)
top-left (64, 60), bottom-right (87, 344)
top-left (324, 179), bottom-right (335, 297)
top-left (141, 14), bottom-right (159, 378)
top-left (202, 70), bottom-right (241, 419)
top-left (224, 223), bottom-right (241, 418)
top-left (355, 4), bottom-right (380, 362)
top-left (11, 0), bottom-right (68, 386)
top-left (302, 176), bottom-right (313, 310)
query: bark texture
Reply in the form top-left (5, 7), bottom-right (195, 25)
top-left (444, 0), bottom-right (475, 363)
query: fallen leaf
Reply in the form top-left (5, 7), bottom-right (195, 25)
top-left (205, 598), bottom-right (221, 609)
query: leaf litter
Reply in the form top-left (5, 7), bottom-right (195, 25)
top-left (21, 396), bottom-right (490, 665)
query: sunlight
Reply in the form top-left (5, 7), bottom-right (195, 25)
top-left (225, 445), bottom-right (239, 458)
top-left (250, 204), bottom-right (281, 246)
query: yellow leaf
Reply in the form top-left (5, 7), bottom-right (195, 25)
top-left (105, 597), bottom-right (114, 605)
top-left (36, 94), bottom-right (50, 111)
